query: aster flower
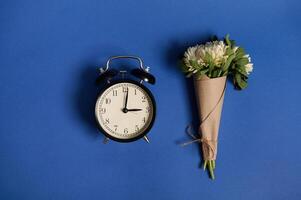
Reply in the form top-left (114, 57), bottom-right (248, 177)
top-left (182, 34), bottom-right (253, 89)
top-left (183, 46), bottom-right (199, 73)
top-left (245, 63), bottom-right (253, 74)
top-left (243, 54), bottom-right (253, 74)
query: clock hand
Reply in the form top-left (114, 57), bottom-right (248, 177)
top-left (125, 89), bottom-right (128, 108)
top-left (127, 108), bottom-right (142, 112)
top-left (122, 88), bottom-right (129, 113)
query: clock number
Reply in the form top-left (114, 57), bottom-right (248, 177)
top-left (100, 108), bottom-right (106, 114)
top-left (142, 96), bottom-right (146, 102)
top-left (122, 87), bottom-right (128, 93)
top-left (113, 90), bottom-right (117, 96)
top-left (105, 118), bottom-right (110, 124)
top-left (135, 125), bottom-right (139, 131)
top-left (134, 89), bottom-right (137, 95)
top-left (114, 125), bottom-right (118, 131)
top-left (146, 107), bottom-right (150, 113)
top-left (105, 98), bottom-right (111, 104)
top-left (124, 128), bottom-right (128, 134)
top-left (142, 117), bottom-right (146, 123)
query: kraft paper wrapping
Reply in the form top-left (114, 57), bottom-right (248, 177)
top-left (194, 75), bottom-right (227, 160)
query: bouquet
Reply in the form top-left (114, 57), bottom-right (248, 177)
top-left (182, 35), bottom-right (253, 179)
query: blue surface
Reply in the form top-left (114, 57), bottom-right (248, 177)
top-left (1, 0), bottom-right (301, 199)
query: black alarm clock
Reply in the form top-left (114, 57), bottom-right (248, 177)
top-left (95, 56), bottom-right (156, 143)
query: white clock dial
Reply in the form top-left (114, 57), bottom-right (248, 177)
top-left (95, 82), bottom-right (155, 140)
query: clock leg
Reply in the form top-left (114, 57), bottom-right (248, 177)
top-left (103, 137), bottom-right (110, 144)
top-left (143, 136), bottom-right (150, 143)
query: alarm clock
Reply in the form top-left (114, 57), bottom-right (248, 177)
top-left (95, 56), bottom-right (156, 143)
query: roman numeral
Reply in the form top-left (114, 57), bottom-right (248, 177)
top-left (113, 90), bottom-right (117, 96)
top-left (105, 98), bottom-right (111, 104)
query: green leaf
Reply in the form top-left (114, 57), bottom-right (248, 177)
top-left (236, 65), bottom-right (248, 77)
top-left (196, 68), bottom-right (209, 77)
top-left (186, 72), bottom-right (194, 78)
top-left (189, 60), bottom-right (199, 69)
top-left (212, 69), bottom-right (219, 78)
top-left (208, 63), bottom-right (215, 76)
top-left (225, 47), bottom-right (234, 55)
top-left (236, 57), bottom-right (249, 66)
top-left (235, 47), bottom-right (245, 59)
top-left (230, 39), bottom-right (236, 48)
top-left (225, 34), bottom-right (231, 46)
top-left (234, 73), bottom-right (248, 90)
top-left (239, 79), bottom-right (247, 89)
top-left (222, 71), bottom-right (228, 76)
top-left (204, 52), bottom-right (212, 63)
top-left (222, 54), bottom-right (235, 72)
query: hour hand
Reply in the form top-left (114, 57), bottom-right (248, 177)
top-left (127, 108), bottom-right (142, 112)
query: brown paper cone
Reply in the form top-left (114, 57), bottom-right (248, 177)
top-left (194, 75), bottom-right (226, 161)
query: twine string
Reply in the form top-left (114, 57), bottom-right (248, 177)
top-left (180, 126), bottom-right (201, 146)
top-left (181, 126), bottom-right (217, 157)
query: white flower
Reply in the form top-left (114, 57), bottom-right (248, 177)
top-left (184, 40), bottom-right (227, 68)
top-left (184, 46), bottom-right (197, 62)
top-left (198, 41), bottom-right (227, 66)
top-left (183, 38), bottom-right (254, 77)
top-left (183, 46), bottom-right (198, 72)
top-left (243, 54), bottom-right (253, 74)
top-left (245, 63), bottom-right (253, 74)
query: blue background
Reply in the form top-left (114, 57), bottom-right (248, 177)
top-left (1, 0), bottom-right (301, 199)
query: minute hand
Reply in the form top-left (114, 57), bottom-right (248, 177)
top-left (124, 89), bottom-right (129, 109)
top-left (127, 108), bottom-right (142, 112)
top-left (122, 89), bottom-right (129, 113)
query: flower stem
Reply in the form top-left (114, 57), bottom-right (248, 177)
top-left (203, 160), bottom-right (208, 171)
top-left (208, 160), bottom-right (215, 180)
top-left (203, 160), bottom-right (216, 179)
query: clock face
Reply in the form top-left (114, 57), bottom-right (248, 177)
top-left (95, 81), bottom-right (155, 142)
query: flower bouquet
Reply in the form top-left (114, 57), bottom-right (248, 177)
top-left (182, 35), bottom-right (253, 179)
